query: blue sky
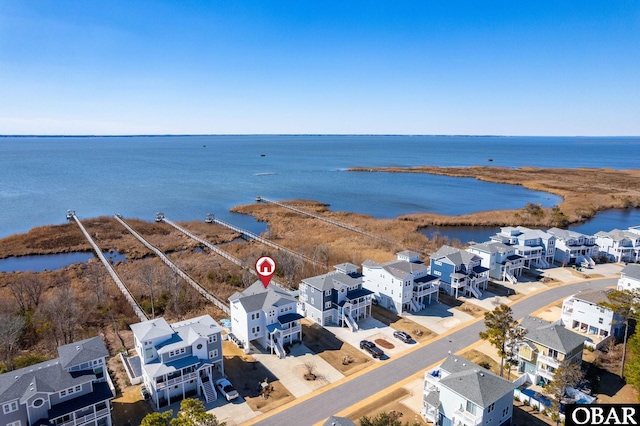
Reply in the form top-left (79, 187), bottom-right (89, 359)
top-left (1, 1), bottom-right (638, 136)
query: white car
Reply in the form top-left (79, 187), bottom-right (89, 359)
top-left (215, 378), bottom-right (239, 401)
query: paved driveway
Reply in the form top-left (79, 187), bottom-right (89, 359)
top-left (327, 317), bottom-right (411, 358)
top-left (403, 302), bottom-right (475, 334)
top-left (251, 278), bottom-right (617, 426)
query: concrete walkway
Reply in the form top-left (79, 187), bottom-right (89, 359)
top-left (252, 343), bottom-right (344, 398)
top-left (327, 317), bottom-right (413, 358)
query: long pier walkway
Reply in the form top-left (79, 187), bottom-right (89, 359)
top-left (70, 213), bottom-right (148, 322)
top-left (257, 197), bottom-right (409, 251)
top-left (209, 215), bottom-right (325, 268)
top-left (114, 215), bottom-right (230, 315)
top-left (158, 215), bottom-right (290, 290)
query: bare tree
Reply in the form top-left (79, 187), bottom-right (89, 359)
top-left (42, 287), bottom-right (82, 345)
top-left (276, 252), bottom-right (303, 288)
top-left (84, 261), bottom-right (107, 306)
top-left (9, 274), bottom-right (46, 313)
top-left (0, 313), bottom-right (25, 371)
top-left (139, 263), bottom-right (158, 318)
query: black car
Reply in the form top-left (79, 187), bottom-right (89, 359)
top-left (360, 340), bottom-right (384, 358)
top-left (393, 330), bottom-right (412, 343)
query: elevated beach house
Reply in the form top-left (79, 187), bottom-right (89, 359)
top-left (422, 355), bottom-right (514, 426)
top-left (547, 227), bottom-right (598, 267)
top-left (490, 226), bottom-right (555, 269)
top-left (299, 263), bottom-right (373, 331)
top-left (467, 241), bottom-right (525, 284)
top-left (595, 228), bottom-right (640, 263)
top-left (618, 263), bottom-right (640, 291)
top-left (129, 314), bottom-right (224, 410)
top-left (362, 251), bottom-right (440, 313)
top-left (0, 336), bottom-right (115, 426)
top-left (561, 289), bottom-right (625, 349)
top-left (516, 316), bottom-right (584, 385)
top-left (229, 281), bottom-right (303, 358)
top-left (428, 246), bottom-right (488, 298)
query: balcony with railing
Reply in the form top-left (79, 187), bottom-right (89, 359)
top-left (453, 407), bottom-right (483, 426)
top-left (156, 371), bottom-right (197, 390)
top-left (56, 408), bottom-right (110, 426)
top-left (537, 353), bottom-right (561, 369)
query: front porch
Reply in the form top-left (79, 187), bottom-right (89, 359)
top-left (149, 358), bottom-right (219, 410)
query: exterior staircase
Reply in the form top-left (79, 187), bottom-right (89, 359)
top-left (504, 270), bottom-right (517, 285)
top-left (410, 298), bottom-right (424, 312)
top-left (538, 257), bottom-right (550, 268)
top-left (273, 338), bottom-right (286, 359)
top-left (468, 284), bottom-right (481, 298)
top-left (344, 312), bottom-right (359, 332)
top-left (199, 374), bottom-right (217, 402)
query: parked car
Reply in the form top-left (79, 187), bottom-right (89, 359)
top-left (360, 340), bottom-right (384, 358)
top-left (140, 384), bottom-right (150, 400)
top-left (393, 330), bottom-right (412, 343)
top-left (215, 378), bottom-right (239, 401)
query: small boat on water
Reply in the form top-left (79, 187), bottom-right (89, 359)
top-left (260, 154), bottom-right (266, 157)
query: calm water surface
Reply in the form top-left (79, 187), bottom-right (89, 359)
top-left (1, 135), bottom-right (638, 239)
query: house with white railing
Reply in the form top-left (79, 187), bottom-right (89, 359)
top-left (299, 263), bottom-right (373, 331)
top-left (561, 289), bottom-right (625, 349)
top-left (547, 228), bottom-right (598, 268)
top-left (516, 316), bottom-right (584, 385)
top-left (130, 314), bottom-right (224, 410)
top-left (229, 281), bottom-right (302, 358)
top-left (428, 246), bottom-right (488, 298)
top-left (490, 226), bottom-right (555, 269)
top-left (422, 355), bottom-right (514, 426)
top-left (595, 228), bottom-right (640, 263)
top-left (362, 251), bottom-right (440, 313)
top-left (468, 241), bottom-right (525, 284)
top-left (0, 336), bottom-right (115, 426)
top-left (618, 264), bottom-right (640, 291)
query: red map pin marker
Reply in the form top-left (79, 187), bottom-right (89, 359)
top-left (255, 256), bottom-right (276, 289)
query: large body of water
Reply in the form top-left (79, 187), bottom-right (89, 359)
top-left (1, 135), bottom-right (639, 240)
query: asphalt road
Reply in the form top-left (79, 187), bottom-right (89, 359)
top-left (253, 278), bottom-right (617, 426)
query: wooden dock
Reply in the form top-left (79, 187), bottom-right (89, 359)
top-left (257, 196), bottom-right (407, 249)
top-left (70, 213), bottom-right (148, 322)
top-left (113, 215), bottom-right (231, 315)
top-left (209, 215), bottom-right (325, 268)
top-left (159, 216), bottom-right (291, 291)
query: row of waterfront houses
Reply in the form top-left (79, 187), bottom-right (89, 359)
top-left (2, 223), bottom-right (639, 425)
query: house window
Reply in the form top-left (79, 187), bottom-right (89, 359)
top-left (325, 301), bottom-right (331, 309)
top-left (598, 318), bottom-right (604, 324)
top-left (466, 400), bottom-right (477, 415)
top-left (32, 398), bottom-right (45, 408)
top-left (256, 312), bottom-right (260, 319)
top-left (325, 290), bottom-right (331, 296)
top-left (197, 343), bottom-right (203, 350)
top-left (7, 421), bottom-right (21, 426)
top-left (311, 298), bottom-right (315, 305)
top-left (144, 341), bottom-right (152, 346)
top-left (502, 406), bottom-right (509, 417)
top-left (209, 350), bottom-right (218, 359)
top-left (208, 335), bottom-right (217, 343)
top-left (3, 401), bottom-right (18, 414)
top-left (487, 402), bottom-right (495, 412)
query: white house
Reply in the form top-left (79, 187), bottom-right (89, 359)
top-left (595, 229), bottom-right (640, 263)
top-left (299, 263), bottom-right (373, 331)
top-left (429, 246), bottom-right (488, 298)
top-left (468, 241), bottom-right (525, 284)
top-left (129, 314), bottom-right (224, 410)
top-left (561, 289), bottom-right (625, 349)
top-left (547, 228), bottom-right (598, 267)
top-left (0, 336), bottom-right (115, 426)
top-left (618, 264), bottom-right (640, 291)
top-left (229, 281), bottom-right (303, 358)
top-left (490, 226), bottom-right (555, 269)
top-left (422, 355), bottom-right (514, 426)
top-left (362, 251), bottom-right (439, 313)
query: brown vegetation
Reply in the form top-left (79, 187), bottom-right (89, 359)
top-left (350, 166), bottom-right (640, 227)
top-left (341, 387), bottom-right (427, 425)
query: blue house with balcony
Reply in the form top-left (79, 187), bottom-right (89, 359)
top-left (428, 245), bottom-right (488, 298)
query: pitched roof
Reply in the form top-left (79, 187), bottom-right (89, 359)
top-left (571, 289), bottom-right (613, 305)
top-left (303, 271), bottom-right (362, 292)
top-left (469, 241), bottom-right (513, 254)
top-left (229, 280), bottom-right (297, 312)
top-left (363, 257), bottom-right (428, 280)
top-left (130, 317), bottom-right (173, 342)
top-left (621, 264), bottom-right (640, 281)
top-left (547, 227), bottom-right (591, 240)
top-left (520, 316), bottom-right (585, 354)
top-left (58, 336), bottom-right (109, 369)
top-left (438, 355), bottom-right (514, 407)
top-left (431, 245), bottom-right (480, 266)
top-left (323, 416), bottom-right (357, 426)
